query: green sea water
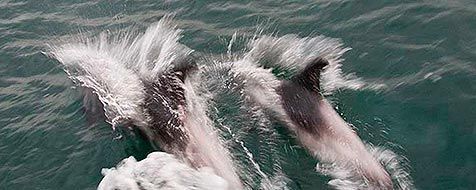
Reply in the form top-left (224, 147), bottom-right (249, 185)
top-left (1, 0), bottom-right (475, 189)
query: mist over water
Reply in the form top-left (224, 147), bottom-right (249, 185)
top-left (1, 1), bottom-right (475, 190)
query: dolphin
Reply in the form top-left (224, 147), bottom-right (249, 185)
top-left (276, 57), bottom-right (393, 188)
top-left (78, 60), bottom-right (243, 189)
top-left (132, 63), bottom-right (243, 189)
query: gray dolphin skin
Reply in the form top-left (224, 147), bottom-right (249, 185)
top-left (140, 64), bottom-right (194, 154)
top-left (277, 57), bottom-right (393, 189)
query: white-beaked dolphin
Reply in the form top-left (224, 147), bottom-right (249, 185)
top-left (276, 57), bottom-right (392, 189)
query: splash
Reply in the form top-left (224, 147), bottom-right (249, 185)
top-left (315, 145), bottom-right (415, 190)
top-left (98, 152), bottom-right (228, 190)
top-left (245, 34), bottom-right (384, 94)
top-left (202, 62), bottom-right (290, 189)
top-left (51, 42), bottom-right (146, 127)
top-left (181, 74), bottom-right (243, 189)
top-left (49, 17), bottom-right (192, 126)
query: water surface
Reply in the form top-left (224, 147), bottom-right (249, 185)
top-left (1, 1), bottom-right (475, 189)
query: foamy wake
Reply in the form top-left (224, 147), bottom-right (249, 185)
top-left (51, 17), bottom-right (413, 190)
top-left (98, 152), bottom-right (228, 190)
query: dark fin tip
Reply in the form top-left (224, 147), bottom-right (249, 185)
top-left (172, 56), bottom-right (198, 82)
top-left (302, 57), bottom-right (329, 76)
top-left (292, 57), bottom-right (329, 93)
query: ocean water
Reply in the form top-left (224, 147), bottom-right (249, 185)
top-left (1, 0), bottom-right (475, 189)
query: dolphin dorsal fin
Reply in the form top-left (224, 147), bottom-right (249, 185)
top-left (172, 58), bottom-right (198, 82)
top-left (291, 57), bottom-right (329, 93)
